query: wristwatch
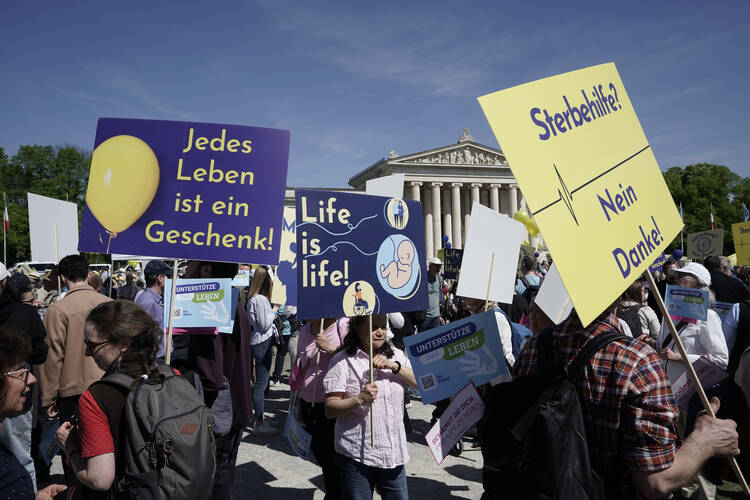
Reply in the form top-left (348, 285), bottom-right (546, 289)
top-left (392, 360), bottom-right (401, 374)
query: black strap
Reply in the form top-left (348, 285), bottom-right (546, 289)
top-left (566, 331), bottom-right (627, 381)
top-left (660, 321), bottom-right (688, 350)
top-left (538, 326), bottom-right (556, 377)
top-left (519, 276), bottom-right (531, 289)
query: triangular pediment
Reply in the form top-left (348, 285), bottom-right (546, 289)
top-left (389, 141), bottom-right (507, 167)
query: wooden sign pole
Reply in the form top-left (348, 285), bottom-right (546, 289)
top-left (164, 261), bottom-right (179, 366)
top-left (369, 314), bottom-right (375, 447)
top-left (484, 252), bottom-right (496, 312)
top-left (311, 320), bottom-right (323, 408)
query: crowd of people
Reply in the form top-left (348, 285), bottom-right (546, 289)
top-left (0, 249), bottom-right (748, 499)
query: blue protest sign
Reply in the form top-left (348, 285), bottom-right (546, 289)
top-left (231, 270), bottom-right (250, 288)
top-left (295, 189), bottom-right (427, 320)
top-left (648, 253), bottom-right (667, 274)
top-left (403, 309), bottom-right (509, 404)
top-left (711, 301), bottom-right (733, 323)
top-left (78, 118), bottom-right (290, 265)
top-left (442, 248), bottom-right (463, 279)
top-left (164, 278), bottom-right (234, 330)
top-left (665, 284), bottom-right (709, 324)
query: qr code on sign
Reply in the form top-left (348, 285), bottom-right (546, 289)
top-left (420, 374), bottom-right (436, 390)
top-left (173, 308), bottom-right (182, 318)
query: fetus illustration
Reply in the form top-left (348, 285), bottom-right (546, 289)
top-left (379, 239), bottom-right (415, 289)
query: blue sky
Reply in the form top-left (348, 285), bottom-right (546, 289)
top-left (1, 1), bottom-right (748, 187)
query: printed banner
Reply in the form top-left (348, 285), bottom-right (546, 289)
top-left (403, 309), bottom-right (509, 404)
top-left (442, 249), bottom-right (463, 279)
top-left (78, 118), bottom-right (290, 264)
top-left (295, 189), bottom-right (427, 320)
top-left (732, 222), bottom-right (750, 266)
top-left (665, 284), bottom-right (709, 324)
top-left (711, 301), bottom-right (733, 323)
top-left (231, 270), bottom-right (250, 288)
top-left (687, 229), bottom-right (723, 259)
top-left (425, 383), bottom-right (485, 465)
top-left (671, 356), bottom-right (728, 409)
top-left (164, 278), bottom-right (234, 330)
top-left (479, 63), bottom-right (683, 326)
top-left (648, 253), bottom-right (667, 274)
top-left (271, 207), bottom-right (297, 306)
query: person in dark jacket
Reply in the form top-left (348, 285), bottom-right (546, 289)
top-left (0, 272), bottom-right (48, 490)
top-left (704, 256), bottom-right (750, 304)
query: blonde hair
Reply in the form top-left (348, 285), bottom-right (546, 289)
top-left (248, 267), bottom-right (273, 300)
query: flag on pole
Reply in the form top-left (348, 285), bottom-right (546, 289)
top-left (743, 203), bottom-right (749, 223)
top-left (3, 193), bottom-right (8, 234)
top-left (679, 202), bottom-right (683, 221)
top-left (710, 203), bottom-right (715, 230)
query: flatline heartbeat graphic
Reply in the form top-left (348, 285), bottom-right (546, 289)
top-left (532, 144), bottom-right (651, 225)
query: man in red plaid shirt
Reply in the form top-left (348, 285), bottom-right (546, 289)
top-left (514, 308), bottom-right (739, 499)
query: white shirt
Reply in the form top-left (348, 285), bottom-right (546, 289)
top-left (657, 309), bottom-right (728, 370)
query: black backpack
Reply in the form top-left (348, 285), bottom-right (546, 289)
top-left (96, 365), bottom-right (216, 500)
top-left (519, 276), bottom-right (541, 303)
top-left (478, 327), bottom-right (626, 500)
top-left (616, 304), bottom-right (643, 337)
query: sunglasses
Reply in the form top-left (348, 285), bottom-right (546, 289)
top-left (84, 338), bottom-right (113, 354)
top-left (4, 363), bottom-right (31, 385)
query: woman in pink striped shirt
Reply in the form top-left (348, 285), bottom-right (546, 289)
top-left (324, 314), bottom-right (417, 500)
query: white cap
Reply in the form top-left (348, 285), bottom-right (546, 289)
top-left (0, 263), bottom-right (9, 281)
top-left (427, 257), bottom-right (442, 266)
top-left (673, 262), bottom-right (711, 287)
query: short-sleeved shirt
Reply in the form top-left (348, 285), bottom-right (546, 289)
top-left (513, 310), bottom-right (679, 498)
top-left (324, 347), bottom-right (411, 469)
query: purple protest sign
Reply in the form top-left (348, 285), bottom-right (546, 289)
top-left (78, 118), bottom-right (290, 265)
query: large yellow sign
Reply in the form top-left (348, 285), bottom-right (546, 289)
top-left (478, 63), bottom-right (682, 326)
top-left (732, 222), bottom-right (750, 266)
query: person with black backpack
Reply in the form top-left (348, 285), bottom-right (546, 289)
top-left (515, 256), bottom-right (541, 304)
top-left (481, 303), bottom-right (740, 499)
top-left (617, 280), bottom-right (660, 341)
top-left (54, 300), bottom-right (215, 500)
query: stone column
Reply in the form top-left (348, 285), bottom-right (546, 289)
top-left (423, 187), bottom-right (434, 257)
top-left (442, 187), bottom-right (452, 248)
top-left (451, 183), bottom-right (463, 250)
top-left (490, 184), bottom-right (500, 212)
top-left (471, 183), bottom-right (481, 206)
top-left (509, 184), bottom-right (519, 216)
top-left (431, 182), bottom-right (442, 256)
top-left (409, 182), bottom-right (422, 202)
top-left (463, 187), bottom-right (471, 246)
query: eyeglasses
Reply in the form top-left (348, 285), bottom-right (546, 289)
top-left (84, 338), bottom-right (113, 354)
top-left (4, 363), bottom-right (30, 385)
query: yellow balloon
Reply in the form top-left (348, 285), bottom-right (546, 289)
top-left (527, 218), bottom-right (540, 237)
top-left (513, 209), bottom-right (530, 225)
top-left (86, 135), bottom-right (160, 234)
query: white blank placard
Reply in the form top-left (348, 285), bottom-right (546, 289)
top-left (457, 202), bottom-right (525, 304)
top-left (28, 192), bottom-right (79, 263)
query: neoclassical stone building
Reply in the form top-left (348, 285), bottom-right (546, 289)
top-left (348, 129), bottom-right (529, 258)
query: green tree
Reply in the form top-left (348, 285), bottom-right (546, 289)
top-left (0, 145), bottom-right (91, 264)
top-left (662, 163), bottom-right (747, 255)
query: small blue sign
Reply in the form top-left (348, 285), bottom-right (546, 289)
top-left (403, 309), bottom-right (509, 404)
top-left (665, 284), bottom-right (709, 324)
top-left (164, 278), bottom-right (234, 330)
